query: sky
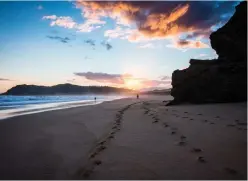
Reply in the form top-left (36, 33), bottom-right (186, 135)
top-left (0, 1), bottom-right (241, 93)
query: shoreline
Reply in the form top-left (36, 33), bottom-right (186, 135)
top-left (0, 96), bottom-right (128, 120)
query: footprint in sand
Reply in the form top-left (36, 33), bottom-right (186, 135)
top-left (97, 145), bottom-right (106, 152)
top-left (180, 135), bottom-right (186, 140)
top-left (182, 116), bottom-right (188, 119)
top-left (171, 131), bottom-right (176, 135)
top-left (190, 118), bottom-right (194, 120)
top-left (226, 124), bottom-right (235, 127)
top-left (82, 170), bottom-right (92, 178)
top-left (176, 141), bottom-right (187, 146)
top-left (171, 127), bottom-right (178, 131)
top-left (191, 148), bottom-right (202, 153)
top-left (108, 135), bottom-right (114, 139)
top-left (197, 113), bottom-right (202, 116)
top-left (210, 122), bottom-right (215, 125)
top-left (224, 167), bottom-right (238, 175)
top-left (184, 112), bottom-right (188, 114)
top-left (152, 120), bottom-right (158, 123)
top-left (237, 122), bottom-right (247, 126)
top-left (93, 160), bottom-right (102, 166)
top-left (90, 153), bottom-right (97, 158)
top-left (98, 141), bottom-right (106, 145)
top-left (203, 120), bottom-right (208, 123)
top-left (110, 132), bottom-right (115, 135)
top-left (215, 116), bottom-right (220, 118)
top-left (197, 156), bottom-right (206, 163)
top-left (163, 123), bottom-right (169, 127)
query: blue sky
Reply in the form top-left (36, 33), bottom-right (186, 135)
top-left (0, 1), bottom-right (239, 92)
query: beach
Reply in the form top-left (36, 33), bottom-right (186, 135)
top-left (0, 96), bottom-right (246, 180)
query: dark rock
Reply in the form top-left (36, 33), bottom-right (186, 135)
top-left (169, 1), bottom-right (247, 105)
top-left (210, 1), bottom-right (247, 62)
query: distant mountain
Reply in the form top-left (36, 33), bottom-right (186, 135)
top-left (2, 84), bottom-right (134, 95)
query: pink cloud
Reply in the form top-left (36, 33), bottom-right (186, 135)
top-left (74, 72), bottom-right (171, 90)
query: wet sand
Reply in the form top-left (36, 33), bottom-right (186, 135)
top-left (0, 96), bottom-right (246, 179)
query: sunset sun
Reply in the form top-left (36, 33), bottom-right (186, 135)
top-left (124, 79), bottom-right (141, 90)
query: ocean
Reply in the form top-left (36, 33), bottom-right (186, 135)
top-left (0, 95), bottom-right (125, 120)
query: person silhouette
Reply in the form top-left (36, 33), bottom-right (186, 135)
top-left (137, 94), bottom-right (139, 99)
top-left (94, 97), bottom-right (96, 102)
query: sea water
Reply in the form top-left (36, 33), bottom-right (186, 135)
top-left (0, 95), bottom-right (125, 120)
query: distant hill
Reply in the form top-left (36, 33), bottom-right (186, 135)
top-left (140, 89), bottom-right (171, 95)
top-left (2, 84), bottom-right (134, 95)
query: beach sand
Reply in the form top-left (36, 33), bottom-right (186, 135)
top-left (0, 96), bottom-right (246, 179)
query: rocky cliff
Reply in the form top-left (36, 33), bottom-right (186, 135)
top-left (169, 1), bottom-right (247, 105)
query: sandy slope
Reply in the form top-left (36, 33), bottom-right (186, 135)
top-left (0, 96), bottom-right (246, 179)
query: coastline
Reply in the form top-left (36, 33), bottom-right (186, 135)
top-left (0, 95), bottom-right (127, 120)
top-left (0, 95), bottom-right (246, 179)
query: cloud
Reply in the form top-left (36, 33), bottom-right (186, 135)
top-left (199, 54), bottom-right (207, 57)
top-left (74, 72), bottom-right (171, 89)
top-left (76, 1), bottom-right (237, 41)
top-left (47, 36), bottom-right (71, 43)
top-left (37, 5), bottom-right (43, 10)
top-left (42, 1), bottom-right (237, 50)
top-left (67, 79), bottom-right (76, 83)
top-left (77, 18), bottom-right (105, 32)
top-left (43, 14), bottom-right (105, 32)
top-left (43, 15), bottom-right (57, 20)
top-left (101, 41), bottom-right (113, 50)
top-left (74, 72), bottom-right (128, 84)
top-left (194, 52), bottom-right (218, 59)
top-left (84, 56), bottom-right (92, 60)
top-left (85, 39), bottom-right (95, 46)
top-left (52, 16), bottom-right (76, 29)
top-left (0, 78), bottom-right (13, 81)
top-left (138, 43), bottom-right (154, 49)
top-left (160, 76), bottom-right (171, 81)
top-left (176, 39), bottom-right (209, 48)
top-left (167, 38), bottom-right (209, 50)
top-left (43, 15), bottom-right (77, 29)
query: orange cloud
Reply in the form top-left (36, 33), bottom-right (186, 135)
top-left (139, 4), bottom-right (193, 38)
top-left (76, 1), bottom-right (197, 40)
top-left (43, 1), bottom-right (237, 47)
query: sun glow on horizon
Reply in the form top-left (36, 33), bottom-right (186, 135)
top-left (124, 79), bottom-right (142, 90)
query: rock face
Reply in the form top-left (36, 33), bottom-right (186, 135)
top-left (170, 1), bottom-right (247, 104)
